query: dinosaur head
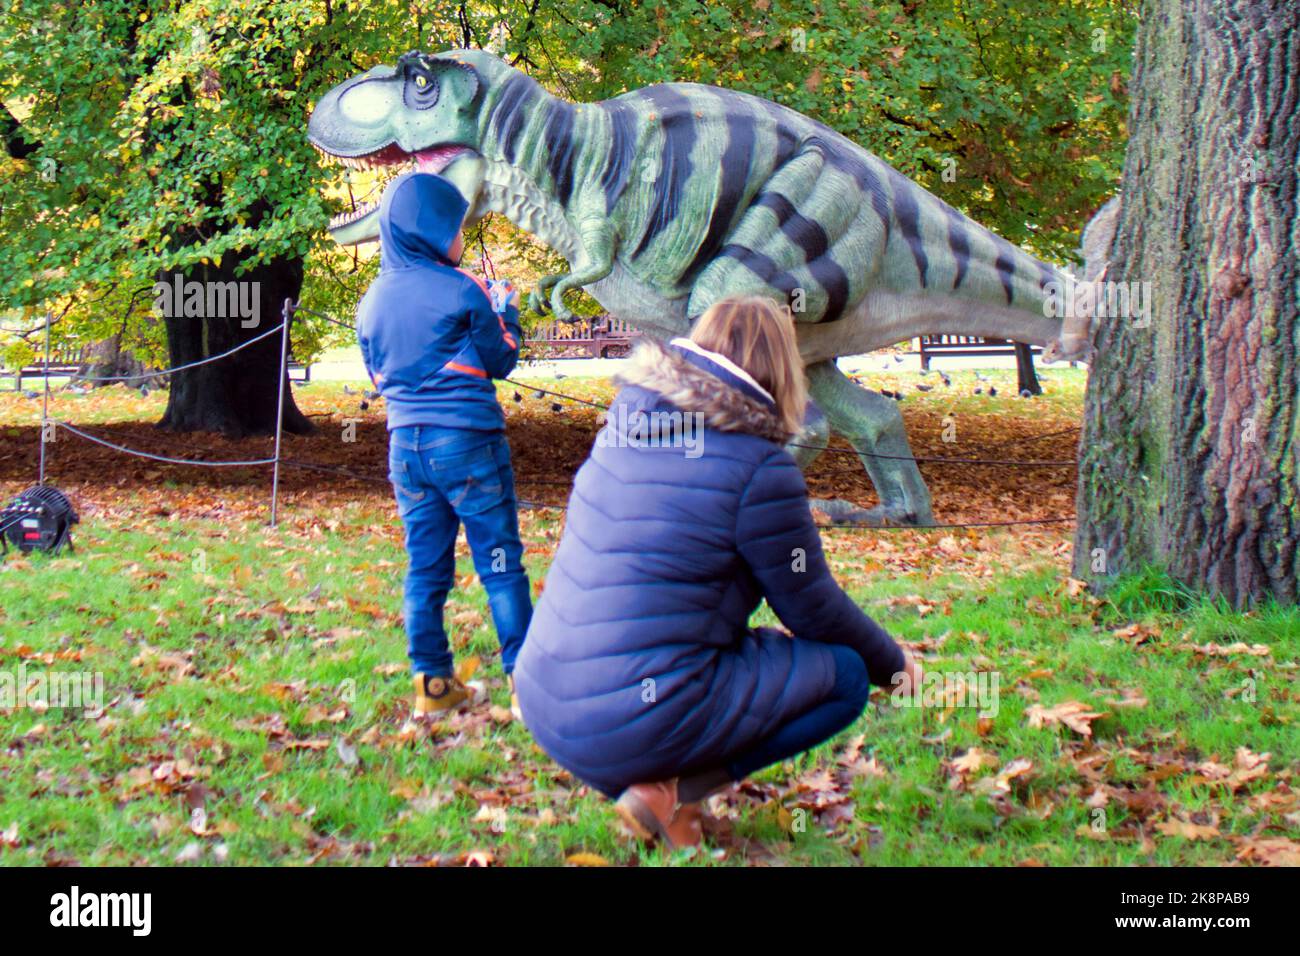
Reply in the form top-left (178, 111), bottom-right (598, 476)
top-left (308, 50), bottom-right (485, 245)
top-left (1042, 196), bottom-right (1122, 363)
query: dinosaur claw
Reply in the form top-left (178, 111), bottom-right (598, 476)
top-left (550, 287), bottom-right (575, 323)
top-left (808, 498), bottom-right (929, 527)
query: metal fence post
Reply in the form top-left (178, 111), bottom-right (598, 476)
top-left (38, 311), bottom-right (52, 485)
top-left (269, 299), bottom-right (293, 527)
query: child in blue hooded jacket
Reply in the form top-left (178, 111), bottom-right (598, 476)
top-left (356, 172), bottom-right (531, 716)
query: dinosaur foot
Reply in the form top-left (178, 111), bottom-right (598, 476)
top-left (809, 497), bottom-right (933, 527)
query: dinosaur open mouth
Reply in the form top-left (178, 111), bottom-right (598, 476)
top-left (311, 142), bottom-right (476, 231)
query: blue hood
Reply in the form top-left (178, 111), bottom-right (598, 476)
top-left (378, 172), bottom-right (469, 270)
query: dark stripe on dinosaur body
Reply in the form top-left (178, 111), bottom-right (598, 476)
top-left (542, 99), bottom-right (578, 207)
top-left (1037, 259), bottom-right (1058, 293)
top-left (783, 211), bottom-right (830, 262)
top-left (888, 169), bottom-right (929, 287)
top-left (820, 143), bottom-right (893, 245)
top-left (490, 72), bottom-right (540, 164)
top-left (682, 110), bottom-right (756, 283)
top-left (753, 97), bottom-right (801, 165)
top-left (755, 191), bottom-right (797, 223)
top-left (598, 101), bottom-right (639, 212)
top-left (807, 256), bottom-right (850, 322)
top-left (756, 188), bottom-right (832, 261)
top-left (631, 86), bottom-right (697, 260)
top-left (942, 203), bottom-right (971, 289)
top-left (991, 234), bottom-right (1018, 304)
top-left (761, 191), bottom-right (829, 260)
top-left (719, 242), bottom-right (778, 282)
top-left (718, 244), bottom-right (801, 297)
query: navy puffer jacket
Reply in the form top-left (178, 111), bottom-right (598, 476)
top-left (513, 341), bottom-right (905, 796)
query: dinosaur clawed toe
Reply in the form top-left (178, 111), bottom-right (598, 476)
top-left (808, 498), bottom-right (927, 527)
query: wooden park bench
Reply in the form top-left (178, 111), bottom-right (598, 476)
top-left (4, 345), bottom-right (90, 391)
top-left (3, 346), bottom-right (312, 389)
top-left (917, 334), bottom-right (1043, 395)
top-left (525, 314), bottom-right (643, 359)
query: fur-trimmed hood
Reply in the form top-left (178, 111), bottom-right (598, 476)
top-left (612, 340), bottom-right (791, 444)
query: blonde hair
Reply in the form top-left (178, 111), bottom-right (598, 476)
top-left (690, 296), bottom-right (807, 436)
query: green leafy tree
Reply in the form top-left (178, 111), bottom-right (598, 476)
top-left (1, 0), bottom-right (428, 432)
top-left (2, 0), bottom-right (1134, 438)
top-left (545, 0), bottom-right (1136, 262)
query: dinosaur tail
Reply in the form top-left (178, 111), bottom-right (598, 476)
top-left (884, 167), bottom-right (1064, 317)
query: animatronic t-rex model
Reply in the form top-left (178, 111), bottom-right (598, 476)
top-left (308, 50), bottom-right (1081, 525)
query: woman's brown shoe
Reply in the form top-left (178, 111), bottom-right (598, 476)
top-left (614, 779), bottom-right (703, 850)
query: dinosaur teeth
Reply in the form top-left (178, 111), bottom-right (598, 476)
top-left (328, 201), bottom-right (378, 230)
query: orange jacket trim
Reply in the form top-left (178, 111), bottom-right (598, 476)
top-left (443, 360), bottom-right (488, 378)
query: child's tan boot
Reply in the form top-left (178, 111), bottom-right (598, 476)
top-left (413, 674), bottom-right (470, 715)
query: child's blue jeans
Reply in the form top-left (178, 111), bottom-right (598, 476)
top-left (387, 425), bottom-right (532, 678)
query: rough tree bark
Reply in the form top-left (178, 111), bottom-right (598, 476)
top-left (157, 251), bottom-right (314, 438)
top-left (1074, 0), bottom-right (1300, 606)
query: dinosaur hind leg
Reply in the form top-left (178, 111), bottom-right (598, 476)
top-left (787, 399), bottom-right (828, 469)
top-left (805, 360), bottom-right (935, 526)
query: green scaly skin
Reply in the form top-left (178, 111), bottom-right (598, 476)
top-left (309, 50), bottom-right (1078, 525)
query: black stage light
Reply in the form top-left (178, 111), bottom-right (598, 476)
top-left (0, 485), bottom-right (79, 555)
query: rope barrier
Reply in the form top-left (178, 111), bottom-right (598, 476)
top-left (788, 442), bottom-right (1078, 468)
top-left (51, 421), bottom-right (277, 467)
top-left (501, 378), bottom-right (612, 410)
top-left (496, 379), bottom-right (1078, 467)
top-left (21, 298), bottom-right (1078, 534)
top-left (276, 305), bottom-right (1078, 466)
top-left (291, 305), bottom-right (358, 332)
top-left (68, 321), bottom-right (288, 383)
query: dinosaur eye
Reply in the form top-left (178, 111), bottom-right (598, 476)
top-left (403, 64), bottom-right (440, 111)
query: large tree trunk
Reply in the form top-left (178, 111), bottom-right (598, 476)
top-left (1074, 0), bottom-right (1300, 606)
top-left (157, 252), bottom-right (314, 438)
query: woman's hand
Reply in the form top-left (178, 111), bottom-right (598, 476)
top-left (901, 651), bottom-right (923, 690)
top-left (878, 650), bottom-right (923, 703)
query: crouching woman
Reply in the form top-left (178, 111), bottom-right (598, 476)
top-left (512, 296), bottom-right (920, 850)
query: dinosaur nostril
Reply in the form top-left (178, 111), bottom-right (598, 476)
top-left (338, 80), bottom-right (397, 126)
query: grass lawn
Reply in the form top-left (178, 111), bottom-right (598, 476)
top-left (0, 370), bottom-right (1297, 866)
